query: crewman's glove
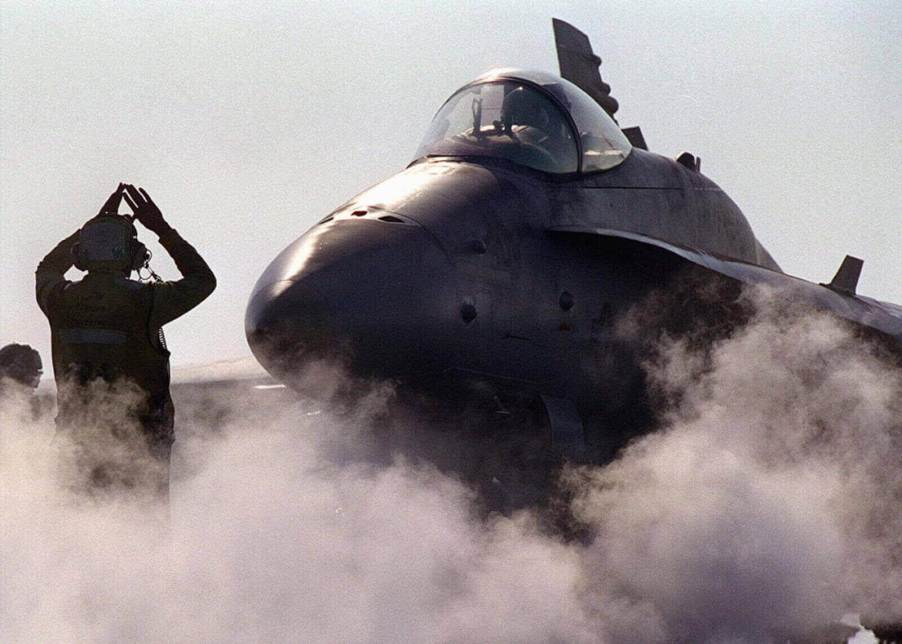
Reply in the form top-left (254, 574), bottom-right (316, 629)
top-left (123, 184), bottom-right (174, 236)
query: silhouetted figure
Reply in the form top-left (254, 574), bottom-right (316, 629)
top-left (500, 84), bottom-right (575, 170)
top-left (36, 184), bottom-right (216, 498)
top-left (0, 343), bottom-right (42, 391)
top-left (0, 343), bottom-right (52, 422)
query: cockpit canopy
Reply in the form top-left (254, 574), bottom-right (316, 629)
top-left (414, 68), bottom-right (632, 175)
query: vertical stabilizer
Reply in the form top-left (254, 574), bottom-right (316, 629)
top-left (552, 18), bottom-right (619, 121)
top-left (825, 255), bottom-right (864, 295)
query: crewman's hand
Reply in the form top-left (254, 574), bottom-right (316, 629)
top-left (96, 182), bottom-right (126, 216)
top-left (123, 185), bottom-right (171, 234)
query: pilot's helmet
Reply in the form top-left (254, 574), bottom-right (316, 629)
top-left (501, 86), bottom-right (553, 133)
top-left (0, 343), bottom-right (42, 390)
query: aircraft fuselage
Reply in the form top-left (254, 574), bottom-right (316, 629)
top-left (246, 148), bottom-right (764, 419)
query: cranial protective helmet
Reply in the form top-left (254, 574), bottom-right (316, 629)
top-left (72, 215), bottom-right (149, 272)
top-left (72, 189), bottom-right (149, 273)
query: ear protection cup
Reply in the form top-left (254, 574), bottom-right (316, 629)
top-left (130, 240), bottom-right (150, 271)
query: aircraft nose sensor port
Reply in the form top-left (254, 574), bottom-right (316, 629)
top-left (460, 301), bottom-right (478, 324)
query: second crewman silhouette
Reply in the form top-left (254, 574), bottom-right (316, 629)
top-left (36, 184), bottom-right (216, 498)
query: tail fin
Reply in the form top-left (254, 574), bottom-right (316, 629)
top-left (552, 18), bottom-right (647, 150)
top-left (552, 18), bottom-right (619, 120)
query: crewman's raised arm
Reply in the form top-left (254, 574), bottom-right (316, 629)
top-left (149, 227), bottom-right (217, 327)
top-left (122, 184), bottom-right (216, 328)
top-left (35, 229), bottom-right (80, 316)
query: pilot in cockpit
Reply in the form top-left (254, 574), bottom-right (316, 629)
top-left (500, 86), bottom-right (573, 163)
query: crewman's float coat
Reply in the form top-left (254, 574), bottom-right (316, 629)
top-left (36, 226), bottom-right (216, 452)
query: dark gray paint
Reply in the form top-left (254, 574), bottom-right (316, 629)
top-left (245, 21), bottom-right (901, 451)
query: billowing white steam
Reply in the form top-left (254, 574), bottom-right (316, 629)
top-left (1, 290), bottom-right (899, 642)
top-left (571, 292), bottom-right (901, 641)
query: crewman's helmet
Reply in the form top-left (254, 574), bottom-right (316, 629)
top-left (72, 188), bottom-right (149, 273)
top-left (0, 343), bottom-right (42, 389)
top-left (73, 215), bottom-right (149, 273)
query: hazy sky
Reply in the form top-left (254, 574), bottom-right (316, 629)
top-left (2, 1), bottom-right (899, 368)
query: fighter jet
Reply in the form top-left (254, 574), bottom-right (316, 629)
top-left (246, 19), bottom-right (901, 458)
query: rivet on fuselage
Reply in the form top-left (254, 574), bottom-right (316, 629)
top-left (559, 291), bottom-right (575, 311)
top-left (460, 302), bottom-right (478, 324)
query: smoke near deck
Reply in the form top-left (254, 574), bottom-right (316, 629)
top-left (1, 290), bottom-right (899, 642)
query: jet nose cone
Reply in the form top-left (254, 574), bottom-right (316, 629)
top-left (246, 219), bottom-right (456, 385)
top-left (246, 280), bottom-right (337, 380)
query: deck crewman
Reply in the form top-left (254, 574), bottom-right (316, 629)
top-left (36, 183), bottom-right (216, 498)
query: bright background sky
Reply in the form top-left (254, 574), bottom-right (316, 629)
top-left (2, 1), bottom-right (899, 369)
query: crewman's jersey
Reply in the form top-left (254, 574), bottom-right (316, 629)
top-left (47, 273), bottom-right (170, 409)
top-left (35, 227), bottom-right (216, 439)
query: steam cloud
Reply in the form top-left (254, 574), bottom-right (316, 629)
top-left (1, 288), bottom-right (899, 642)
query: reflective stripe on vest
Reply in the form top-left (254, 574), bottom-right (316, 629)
top-left (59, 328), bottom-right (129, 345)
